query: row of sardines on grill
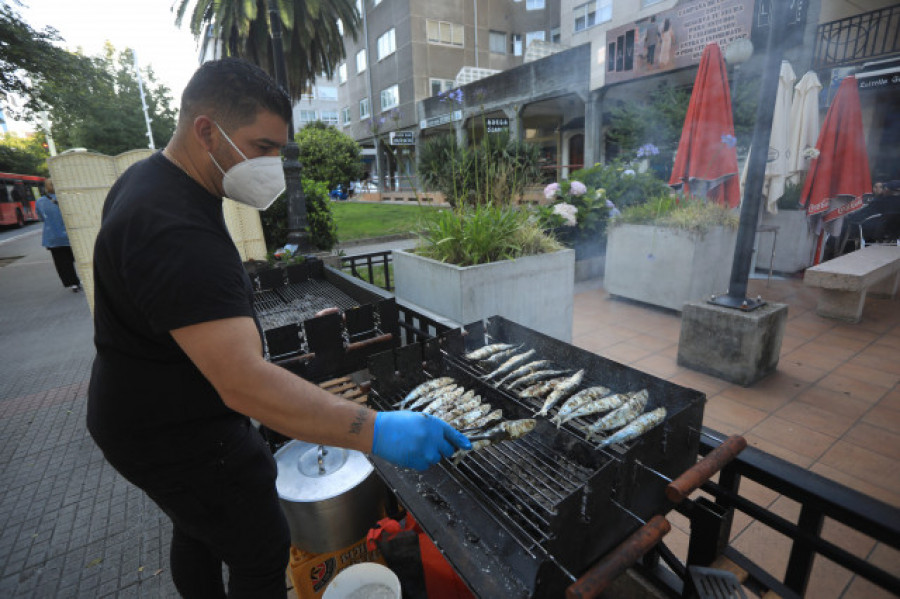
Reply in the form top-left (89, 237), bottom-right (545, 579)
top-left (464, 342), bottom-right (667, 449)
top-left (395, 376), bottom-right (537, 461)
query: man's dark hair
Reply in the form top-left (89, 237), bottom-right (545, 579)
top-left (180, 58), bottom-right (292, 129)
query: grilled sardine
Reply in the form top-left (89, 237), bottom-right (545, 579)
top-left (597, 407), bottom-right (667, 448)
top-left (453, 418), bottom-right (536, 461)
top-left (519, 377), bottom-right (567, 399)
top-left (408, 385), bottom-right (462, 411)
top-left (479, 345), bottom-right (525, 367)
top-left (485, 349), bottom-right (537, 381)
top-left (551, 386), bottom-right (613, 427)
top-left (507, 369), bottom-right (570, 391)
top-left (497, 360), bottom-right (554, 387)
top-left (465, 343), bottom-right (516, 361)
top-left (398, 377), bottom-right (455, 408)
top-left (585, 389), bottom-right (649, 439)
top-left (535, 370), bottom-right (584, 417)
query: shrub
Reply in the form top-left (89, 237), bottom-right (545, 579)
top-left (296, 122), bottom-right (363, 190)
top-left (571, 161), bottom-right (672, 211)
top-left (417, 132), bottom-right (541, 207)
top-left (260, 178), bottom-right (338, 252)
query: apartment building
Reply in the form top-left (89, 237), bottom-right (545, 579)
top-left (336, 0), bottom-right (561, 187)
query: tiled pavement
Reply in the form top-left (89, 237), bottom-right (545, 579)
top-left (1, 226), bottom-right (898, 598)
top-left (572, 275), bottom-right (900, 599)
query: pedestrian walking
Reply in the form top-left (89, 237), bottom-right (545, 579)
top-left (35, 178), bottom-right (81, 292)
top-left (86, 58), bottom-right (470, 599)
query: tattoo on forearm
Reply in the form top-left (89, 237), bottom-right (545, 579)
top-left (349, 407), bottom-right (368, 436)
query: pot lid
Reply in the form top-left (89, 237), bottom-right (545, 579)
top-left (275, 440), bottom-right (374, 502)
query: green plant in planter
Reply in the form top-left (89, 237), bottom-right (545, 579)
top-left (259, 178), bottom-right (339, 252)
top-left (775, 181), bottom-right (803, 211)
top-left (415, 202), bottom-right (561, 266)
top-left (537, 179), bottom-right (613, 259)
top-left (612, 195), bottom-right (739, 235)
top-left (610, 193), bottom-right (739, 234)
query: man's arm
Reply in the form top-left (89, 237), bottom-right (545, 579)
top-left (171, 316), bottom-right (375, 452)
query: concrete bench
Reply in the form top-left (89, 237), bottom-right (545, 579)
top-left (803, 244), bottom-right (900, 322)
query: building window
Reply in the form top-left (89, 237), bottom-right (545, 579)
top-left (356, 49), bottom-right (367, 73)
top-left (360, 97), bottom-right (370, 119)
top-left (321, 110), bottom-right (340, 125)
top-left (426, 20), bottom-right (464, 47)
top-left (574, 0), bottom-right (611, 32)
top-left (317, 86), bottom-right (338, 100)
top-left (512, 33), bottom-right (523, 56)
top-left (298, 110), bottom-right (318, 124)
top-left (338, 63), bottom-right (347, 84)
top-left (341, 106), bottom-right (351, 125)
top-left (429, 78), bottom-right (456, 97)
top-left (489, 30), bottom-right (506, 54)
top-left (373, 0), bottom-right (382, 6)
top-left (525, 31), bottom-right (545, 49)
top-left (380, 84), bottom-right (399, 110)
top-left (356, 0), bottom-right (363, 14)
top-left (377, 28), bottom-right (396, 60)
top-left (551, 27), bottom-right (560, 43)
top-left (526, 0), bottom-right (544, 10)
top-left (641, 0), bottom-right (664, 6)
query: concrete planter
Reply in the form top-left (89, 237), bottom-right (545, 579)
top-left (604, 224), bottom-right (737, 312)
top-left (755, 209), bottom-right (816, 274)
top-left (393, 249), bottom-right (575, 341)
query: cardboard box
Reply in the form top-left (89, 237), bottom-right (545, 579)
top-left (287, 538), bottom-right (385, 598)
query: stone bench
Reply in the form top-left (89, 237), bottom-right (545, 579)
top-left (803, 245), bottom-right (900, 322)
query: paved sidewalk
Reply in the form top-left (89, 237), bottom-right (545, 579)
top-left (0, 227), bottom-right (177, 598)
top-left (1, 228), bottom-right (897, 598)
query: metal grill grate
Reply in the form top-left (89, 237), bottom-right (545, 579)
top-left (253, 280), bottom-right (361, 331)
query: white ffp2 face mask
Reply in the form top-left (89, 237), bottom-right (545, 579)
top-left (209, 122), bottom-right (286, 210)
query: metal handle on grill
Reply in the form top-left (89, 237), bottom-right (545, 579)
top-left (345, 333), bottom-right (393, 353)
top-left (566, 515), bottom-right (671, 599)
top-left (665, 435), bottom-right (747, 504)
top-left (273, 352), bottom-right (316, 368)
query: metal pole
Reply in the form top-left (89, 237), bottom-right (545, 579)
top-left (709, 0), bottom-right (789, 311)
top-left (133, 52), bottom-right (156, 150)
top-left (267, 0), bottom-right (311, 252)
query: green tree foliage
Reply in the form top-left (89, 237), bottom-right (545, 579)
top-left (0, 3), bottom-right (92, 120)
top-left (260, 178), bottom-right (338, 251)
top-left (417, 132), bottom-right (541, 207)
top-left (0, 133), bottom-right (50, 176)
top-left (175, 0), bottom-right (360, 100)
top-left (43, 44), bottom-right (177, 155)
top-left (604, 78), bottom-right (758, 179)
top-left (295, 122), bottom-right (363, 190)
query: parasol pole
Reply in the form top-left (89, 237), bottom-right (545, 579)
top-left (267, 0), bottom-right (311, 253)
top-left (709, 0), bottom-right (789, 311)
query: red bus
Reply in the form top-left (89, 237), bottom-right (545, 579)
top-left (0, 172), bottom-right (46, 227)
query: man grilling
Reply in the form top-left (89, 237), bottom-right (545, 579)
top-left (87, 58), bottom-right (470, 599)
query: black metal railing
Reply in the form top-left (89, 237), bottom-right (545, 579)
top-left (340, 251), bottom-right (393, 291)
top-left (812, 5), bottom-right (900, 69)
top-left (396, 303), bottom-right (451, 346)
top-left (645, 427), bottom-right (900, 598)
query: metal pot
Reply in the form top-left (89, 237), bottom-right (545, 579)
top-left (274, 440), bottom-right (386, 554)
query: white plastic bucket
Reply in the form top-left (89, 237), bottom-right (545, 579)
top-left (321, 563), bottom-right (401, 599)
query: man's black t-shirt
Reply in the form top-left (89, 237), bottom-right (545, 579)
top-left (87, 152), bottom-right (258, 457)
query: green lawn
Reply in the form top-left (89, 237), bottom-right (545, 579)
top-left (331, 201), bottom-right (444, 242)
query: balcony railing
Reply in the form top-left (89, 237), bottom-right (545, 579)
top-left (812, 5), bottom-right (900, 69)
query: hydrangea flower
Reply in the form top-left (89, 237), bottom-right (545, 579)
top-left (552, 202), bottom-right (578, 226)
top-left (544, 182), bottom-right (560, 200)
top-left (569, 181), bottom-right (587, 196)
top-left (636, 143), bottom-right (660, 158)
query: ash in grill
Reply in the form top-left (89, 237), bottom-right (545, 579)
top-left (248, 259), bottom-right (399, 382)
top-left (366, 316), bottom-right (705, 598)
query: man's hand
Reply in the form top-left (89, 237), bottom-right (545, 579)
top-left (371, 411), bottom-right (472, 471)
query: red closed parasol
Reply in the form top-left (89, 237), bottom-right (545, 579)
top-left (669, 43), bottom-right (741, 208)
top-left (798, 75), bottom-right (871, 264)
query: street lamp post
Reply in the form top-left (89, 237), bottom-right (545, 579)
top-left (267, 0), bottom-right (311, 253)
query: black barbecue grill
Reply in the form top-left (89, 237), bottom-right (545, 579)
top-left (249, 258), bottom-right (400, 381)
top-left (366, 316), bottom-right (712, 598)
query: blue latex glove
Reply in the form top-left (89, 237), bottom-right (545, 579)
top-left (372, 411), bottom-right (472, 471)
